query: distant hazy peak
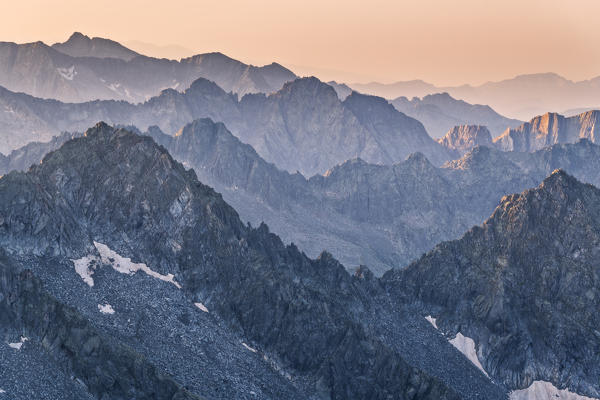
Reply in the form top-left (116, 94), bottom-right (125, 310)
top-left (51, 31), bottom-right (140, 61)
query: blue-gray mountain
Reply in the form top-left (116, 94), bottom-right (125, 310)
top-left (0, 123), bottom-right (508, 400)
top-left (383, 170), bottom-right (600, 398)
top-left (0, 77), bottom-right (452, 175)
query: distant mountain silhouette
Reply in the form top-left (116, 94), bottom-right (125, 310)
top-left (391, 93), bottom-right (522, 138)
top-left (0, 33), bottom-right (296, 103)
top-left (349, 73), bottom-right (600, 120)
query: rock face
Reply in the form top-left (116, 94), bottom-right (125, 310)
top-left (383, 170), bottom-right (600, 398)
top-left (0, 33), bottom-right (296, 104)
top-left (494, 111), bottom-right (600, 152)
top-left (392, 93), bottom-right (522, 139)
top-left (0, 123), bottom-right (509, 399)
top-left (0, 77), bottom-right (451, 175)
top-left (438, 125), bottom-right (494, 157)
top-left (51, 32), bottom-right (140, 61)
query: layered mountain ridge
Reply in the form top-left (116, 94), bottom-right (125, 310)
top-left (3, 119), bottom-right (600, 276)
top-left (0, 123), bottom-right (508, 399)
top-left (0, 33), bottom-right (296, 103)
top-left (0, 76), bottom-right (452, 175)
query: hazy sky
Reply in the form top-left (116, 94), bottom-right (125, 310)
top-left (2, 0), bottom-right (599, 86)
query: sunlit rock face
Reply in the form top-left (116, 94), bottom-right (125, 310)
top-left (494, 110), bottom-right (600, 152)
top-left (438, 125), bottom-right (494, 157)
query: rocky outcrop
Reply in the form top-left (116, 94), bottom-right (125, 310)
top-left (493, 110), bottom-right (600, 152)
top-left (438, 125), bottom-right (494, 157)
top-left (0, 123), bottom-right (508, 399)
top-left (392, 93), bottom-right (522, 138)
top-left (383, 170), bottom-right (600, 398)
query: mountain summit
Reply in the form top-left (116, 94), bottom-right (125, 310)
top-left (51, 32), bottom-right (140, 61)
top-left (384, 169), bottom-right (600, 398)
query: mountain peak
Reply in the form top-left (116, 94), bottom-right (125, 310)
top-left (66, 31), bottom-right (90, 42)
top-left (51, 32), bottom-right (139, 61)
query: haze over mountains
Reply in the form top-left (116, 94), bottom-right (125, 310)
top-left (0, 32), bottom-right (296, 103)
top-left (0, 75), bottom-right (452, 175)
top-left (351, 73), bottom-right (600, 121)
top-left (1, 29), bottom-right (600, 400)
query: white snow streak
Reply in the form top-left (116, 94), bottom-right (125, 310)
top-left (8, 336), bottom-right (28, 350)
top-left (0, 388), bottom-right (5, 393)
top-left (510, 381), bottom-right (597, 400)
top-left (98, 304), bottom-right (115, 314)
top-left (242, 342), bottom-right (258, 353)
top-left (194, 302), bottom-right (209, 313)
top-left (71, 242), bottom-right (181, 289)
top-left (449, 333), bottom-right (489, 377)
top-left (425, 315), bottom-right (438, 329)
top-left (93, 241), bottom-right (182, 289)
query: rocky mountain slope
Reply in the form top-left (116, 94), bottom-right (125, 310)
top-left (4, 119), bottom-right (600, 277)
top-left (383, 170), bottom-right (600, 398)
top-left (391, 93), bottom-right (522, 138)
top-left (494, 110), bottom-right (600, 152)
top-left (0, 33), bottom-right (295, 103)
top-left (0, 123), bottom-right (508, 399)
top-left (0, 77), bottom-right (452, 175)
top-left (438, 125), bottom-right (494, 157)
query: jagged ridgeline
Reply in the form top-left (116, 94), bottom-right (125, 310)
top-left (384, 170), bottom-right (600, 399)
top-left (0, 123), bottom-right (509, 399)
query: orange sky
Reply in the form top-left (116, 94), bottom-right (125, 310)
top-left (2, 0), bottom-right (599, 86)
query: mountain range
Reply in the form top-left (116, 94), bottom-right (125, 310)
top-left (0, 32), bottom-right (296, 103)
top-left (350, 73), bottom-right (600, 121)
top-left (0, 76), bottom-right (452, 175)
top-left (3, 119), bottom-right (600, 276)
top-left (391, 93), bottom-right (522, 139)
top-left (2, 122), bottom-right (599, 399)
top-left (0, 123), bottom-right (510, 399)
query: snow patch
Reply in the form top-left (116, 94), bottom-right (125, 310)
top-left (8, 336), bottom-right (28, 350)
top-left (425, 315), bottom-right (438, 329)
top-left (242, 342), bottom-right (258, 353)
top-left (57, 66), bottom-right (76, 80)
top-left (72, 255), bottom-right (96, 287)
top-left (449, 333), bottom-right (489, 377)
top-left (93, 241), bottom-right (182, 288)
top-left (194, 302), bottom-right (209, 313)
top-left (108, 83), bottom-right (121, 92)
top-left (510, 381), bottom-right (597, 400)
top-left (0, 388), bottom-right (5, 393)
top-left (98, 304), bottom-right (115, 314)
